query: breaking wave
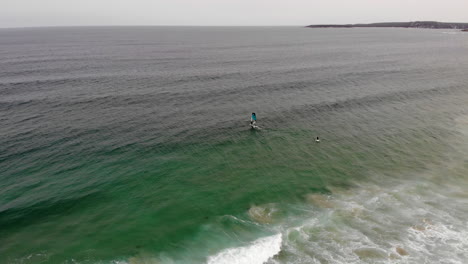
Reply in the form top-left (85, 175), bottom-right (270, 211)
top-left (206, 234), bottom-right (282, 264)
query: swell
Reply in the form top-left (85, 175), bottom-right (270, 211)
top-left (0, 76), bottom-right (109, 97)
top-left (1, 80), bottom-right (463, 150)
top-left (0, 128), bottom-right (97, 164)
top-left (0, 63), bottom-right (410, 97)
top-left (0, 191), bottom-right (101, 233)
top-left (0, 56), bottom-right (105, 66)
top-left (173, 83), bottom-right (466, 140)
top-left (290, 83), bottom-right (465, 115)
top-left (1, 72), bottom-right (463, 115)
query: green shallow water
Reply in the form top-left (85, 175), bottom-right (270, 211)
top-left (1, 27), bottom-right (468, 264)
top-left (4, 105), bottom-right (466, 264)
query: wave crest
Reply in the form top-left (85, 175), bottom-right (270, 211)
top-left (207, 234), bottom-right (282, 264)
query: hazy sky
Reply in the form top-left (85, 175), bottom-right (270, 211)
top-left (2, 0), bottom-right (468, 28)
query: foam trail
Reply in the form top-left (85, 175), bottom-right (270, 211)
top-left (207, 234), bottom-right (282, 264)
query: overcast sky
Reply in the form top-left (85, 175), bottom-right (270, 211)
top-left (2, 0), bottom-right (468, 28)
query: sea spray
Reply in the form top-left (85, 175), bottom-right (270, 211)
top-left (207, 234), bottom-right (282, 264)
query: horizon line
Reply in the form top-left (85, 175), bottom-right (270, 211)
top-left (2, 20), bottom-right (467, 30)
top-left (1, 24), bottom-right (305, 30)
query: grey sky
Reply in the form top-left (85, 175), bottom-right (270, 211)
top-left (2, 0), bottom-right (468, 28)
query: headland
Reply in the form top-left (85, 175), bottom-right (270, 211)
top-left (307, 21), bottom-right (468, 31)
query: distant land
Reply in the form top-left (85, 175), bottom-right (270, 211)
top-left (307, 21), bottom-right (468, 30)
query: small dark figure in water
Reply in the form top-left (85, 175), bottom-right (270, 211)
top-left (316, 136), bottom-right (320, 142)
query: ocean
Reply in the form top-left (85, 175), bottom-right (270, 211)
top-left (0, 26), bottom-right (467, 264)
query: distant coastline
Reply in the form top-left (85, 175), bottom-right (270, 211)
top-left (307, 21), bottom-right (468, 31)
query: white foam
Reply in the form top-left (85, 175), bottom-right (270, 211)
top-left (206, 234), bottom-right (282, 264)
top-left (405, 221), bottom-right (468, 263)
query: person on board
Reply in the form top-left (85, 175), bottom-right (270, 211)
top-left (316, 136), bottom-right (320, 142)
top-left (250, 113), bottom-right (257, 126)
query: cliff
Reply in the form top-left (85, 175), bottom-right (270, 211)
top-left (307, 21), bottom-right (468, 29)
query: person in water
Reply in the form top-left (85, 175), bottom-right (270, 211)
top-left (251, 113), bottom-right (257, 126)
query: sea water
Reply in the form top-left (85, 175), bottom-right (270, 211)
top-left (1, 27), bottom-right (467, 264)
